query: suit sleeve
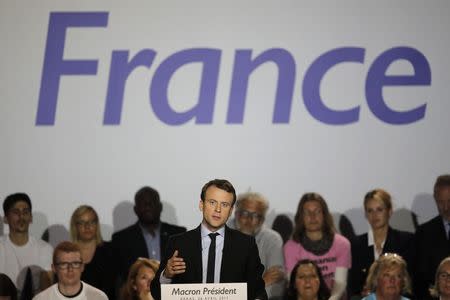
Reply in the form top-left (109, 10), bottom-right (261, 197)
top-left (151, 235), bottom-right (176, 300)
top-left (246, 237), bottom-right (268, 300)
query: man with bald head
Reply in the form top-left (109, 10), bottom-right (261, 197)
top-left (112, 186), bottom-right (186, 284)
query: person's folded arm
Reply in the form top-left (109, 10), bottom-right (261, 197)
top-left (328, 267), bottom-right (348, 300)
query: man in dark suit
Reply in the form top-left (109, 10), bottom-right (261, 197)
top-left (151, 179), bottom-right (267, 300)
top-left (111, 186), bottom-right (186, 284)
top-left (415, 174), bottom-right (450, 299)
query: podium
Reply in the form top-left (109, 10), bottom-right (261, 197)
top-left (161, 282), bottom-right (247, 300)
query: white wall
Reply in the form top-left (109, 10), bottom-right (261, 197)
top-left (1, 1), bottom-right (449, 244)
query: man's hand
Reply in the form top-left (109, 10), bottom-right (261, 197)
top-left (163, 250), bottom-right (186, 278)
top-left (262, 265), bottom-right (284, 286)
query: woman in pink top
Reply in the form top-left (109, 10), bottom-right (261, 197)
top-left (284, 193), bottom-right (351, 300)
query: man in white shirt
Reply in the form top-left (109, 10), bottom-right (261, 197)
top-left (230, 192), bottom-right (286, 300)
top-left (0, 193), bottom-right (53, 298)
top-left (33, 241), bottom-right (107, 300)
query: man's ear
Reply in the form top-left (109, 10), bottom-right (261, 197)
top-left (3, 215), bottom-right (9, 225)
top-left (199, 200), bottom-right (204, 212)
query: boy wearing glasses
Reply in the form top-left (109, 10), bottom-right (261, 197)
top-left (0, 193), bottom-right (53, 298)
top-left (151, 179), bottom-right (267, 300)
top-left (33, 241), bottom-right (107, 300)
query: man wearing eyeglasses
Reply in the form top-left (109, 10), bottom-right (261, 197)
top-left (0, 193), bottom-right (53, 299)
top-left (229, 192), bottom-right (286, 300)
top-left (33, 241), bottom-right (107, 300)
top-left (151, 179), bottom-right (267, 300)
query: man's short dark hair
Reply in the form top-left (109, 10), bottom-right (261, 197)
top-left (200, 179), bottom-right (236, 206)
top-left (3, 193), bottom-right (32, 216)
top-left (134, 186), bottom-right (161, 205)
top-left (434, 174), bottom-right (450, 194)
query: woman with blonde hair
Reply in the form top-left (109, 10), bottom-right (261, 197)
top-left (70, 205), bottom-right (114, 299)
top-left (349, 189), bottom-right (414, 298)
top-left (429, 256), bottom-right (450, 300)
top-left (362, 253), bottom-right (411, 300)
top-left (121, 258), bottom-right (160, 300)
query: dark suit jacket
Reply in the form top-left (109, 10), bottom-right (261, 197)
top-left (111, 221), bottom-right (186, 282)
top-left (81, 241), bottom-right (115, 300)
top-left (414, 216), bottom-right (450, 299)
top-left (348, 227), bottom-right (414, 297)
top-left (151, 225), bottom-right (267, 300)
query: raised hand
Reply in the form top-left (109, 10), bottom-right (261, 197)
top-left (164, 250), bottom-right (186, 278)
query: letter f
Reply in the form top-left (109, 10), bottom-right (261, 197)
top-left (36, 12), bottom-right (108, 125)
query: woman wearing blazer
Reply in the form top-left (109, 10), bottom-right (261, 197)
top-left (348, 189), bottom-right (414, 299)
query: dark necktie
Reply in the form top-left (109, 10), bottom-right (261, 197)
top-left (207, 232), bottom-right (219, 283)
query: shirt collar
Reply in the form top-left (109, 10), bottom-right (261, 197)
top-left (139, 222), bottom-right (161, 236)
top-left (200, 223), bottom-right (225, 238)
top-left (367, 227), bottom-right (386, 247)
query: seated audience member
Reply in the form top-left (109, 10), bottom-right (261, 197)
top-left (415, 175), bottom-right (450, 299)
top-left (284, 193), bottom-right (351, 300)
top-left (0, 193), bottom-right (53, 298)
top-left (272, 214), bottom-right (294, 245)
top-left (230, 192), bottom-right (286, 299)
top-left (361, 253), bottom-right (412, 300)
top-left (121, 258), bottom-right (159, 300)
top-left (70, 205), bottom-right (115, 299)
top-left (349, 189), bottom-right (414, 298)
top-left (284, 259), bottom-right (330, 300)
top-left (0, 273), bottom-right (18, 300)
top-left (429, 256), bottom-right (450, 300)
top-left (33, 241), bottom-right (107, 300)
top-left (112, 186), bottom-right (186, 283)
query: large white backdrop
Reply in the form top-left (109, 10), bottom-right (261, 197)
top-left (1, 1), bottom-right (449, 243)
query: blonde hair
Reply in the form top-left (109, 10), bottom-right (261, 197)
top-left (430, 256), bottom-right (450, 297)
top-left (364, 189), bottom-right (393, 212)
top-left (363, 253), bottom-right (412, 295)
top-left (121, 258), bottom-right (160, 300)
top-left (70, 205), bottom-right (103, 245)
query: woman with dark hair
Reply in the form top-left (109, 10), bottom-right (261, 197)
top-left (349, 189), bottom-right (414, 298)
top-left (70, 205), bottom-right (114, 299)
top-left (284, 193), bottom-right (351, 300)
top-left (0, 273), bottom-right (18, 300)
top-left (285, 260), bottom-right (330, 300)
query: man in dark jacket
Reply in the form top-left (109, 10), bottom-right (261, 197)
top-left (112, 186), bottom-right (186, 284)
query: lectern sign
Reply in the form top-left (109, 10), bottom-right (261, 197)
top-left (161, 283), bottom-right (247, 300)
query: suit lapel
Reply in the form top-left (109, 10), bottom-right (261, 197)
top-left (363, 234), bottom-right (375, 267)
top-left (160, 222), bottom-right (169, 255)
top-left (191, 225), bottom-right (203, 282)
top-left (135, 223), bottom-right (150, 257)
top-left (220, 226), bottom-right (233, 282)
